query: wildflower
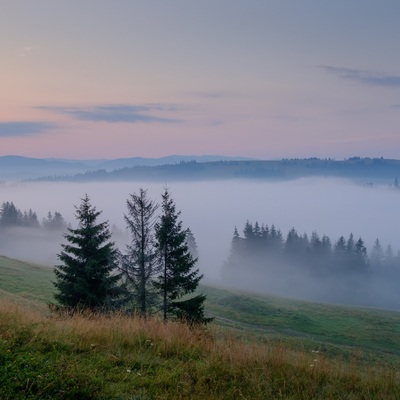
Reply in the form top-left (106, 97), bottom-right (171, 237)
top-left (127, 370), bottom-right (131, 373)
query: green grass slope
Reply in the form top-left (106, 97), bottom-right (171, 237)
top-left (1, 255), bottom-right (400, 361)
top-left (1, 256), bottom-right (400, 398)
top-left (203, 286), bottom-right (400, 364)
top-left (0, 256), bottom-right (54, 306)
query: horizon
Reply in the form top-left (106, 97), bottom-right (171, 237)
top-left (0, 153), bottom-right (398, 162)
top-left (1, 1), bottom-right (400, 160)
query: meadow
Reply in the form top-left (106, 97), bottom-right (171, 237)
top-left (0, 255), bottom-right (399, 399)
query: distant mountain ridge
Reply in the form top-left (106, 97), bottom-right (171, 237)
top-left (33, 157), bottom-right (400, 185)
top-left (0, 154), bottom-right (254, 181)
top-left (2, 155), bottom-right (400, 184)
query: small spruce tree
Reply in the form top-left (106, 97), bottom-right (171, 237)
top-left (185, 227), bottom-right (199, 260)
top-left (370, 238), bottom-right (384, 268)
top-left (53, 194), bottom-right (123, 312)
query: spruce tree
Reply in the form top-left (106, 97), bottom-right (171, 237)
top-left (333, 236), bottom-right (347, 271)
top-left (230, 226), bottom-right (242, 259)
top-left (53, 194), bottom-right (123, 311)
top-left (185, 227), bottom-right (199, 260)
top-left (384, 244), bottom-right (394, 268)
top-left (223, 226), bottom-right (243, 278)
top-left (120, 188), bottom-right (158, 317)
top-left (44, 211), bottom-right (67, 230)
top-left (354, 237), bottom-right (369, 271)
top-left (0, 202), bottom-right (20, 227)
top-left (269, 224), bottom-right (283, 254)
top-left (154, 189), bottom-right (210, 324)
top-left (370, 238), bottom-right (384, 268)
top-left (284, 227), bottom-right (300, 260)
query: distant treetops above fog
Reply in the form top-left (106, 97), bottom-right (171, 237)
top-left (225, 220), bottom-right (400, 275)
top-left (223, 221), bottom-right (400, 308)
top-left (0, 201), bottom-right (67, 230)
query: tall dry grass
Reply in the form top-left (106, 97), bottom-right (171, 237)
top-left (0, 298), bottom-right (399, 399)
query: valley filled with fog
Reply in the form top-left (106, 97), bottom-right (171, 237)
top-left (1, 178), bottom-right (399, 307)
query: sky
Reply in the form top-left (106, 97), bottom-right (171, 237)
top-left (1, 1), bottom-right (400, 160)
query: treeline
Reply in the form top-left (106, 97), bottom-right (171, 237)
top-left (223, 221), bottom-right (400, 307)
top-left (0, 201), bottom-right (67, 230)
top-left (225, 221), bottom-right (400, 275)
top-left (52, 189), bottom-right (209, 325)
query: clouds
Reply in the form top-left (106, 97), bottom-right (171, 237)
top-left (0, 103), bottom-right (182, 141)
top-left (321, 66), bottom-right (400, 88)
top-left (40, 104), bottom-right (182, 124)
top-left (2, 1), bottom-right (400, 160)
top-left (0, 122), bottom-right (55, 137)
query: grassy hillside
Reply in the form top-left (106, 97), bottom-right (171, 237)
top-left (203, 286), bottom-right (400, 365)
top-left (0, 256), bottom-right (54, 307)
top-left (1, 256), bottom-right (400, 398)
top-left (1, 299), bottom-right (399, 399)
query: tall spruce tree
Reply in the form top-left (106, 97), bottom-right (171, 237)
top-left (154, 189), bottom-right (210, 324)
top-left (53, 194), bottom-right (123, 311)
top-left (120, 188), bottom-right (158, 317)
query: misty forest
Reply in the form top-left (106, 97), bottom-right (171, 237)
top-left (1, 181), bottom-right (400, 310)
top-left (223, 221), bottom-right (400, 308)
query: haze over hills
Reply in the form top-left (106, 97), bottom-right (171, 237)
top-left (1, 155), bottom-right (400, 185)
top-left (34, 157), bottom-right (400, 185)
top-left (0, 154), bottom-right (254, 181)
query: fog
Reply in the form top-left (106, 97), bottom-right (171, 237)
top-left (1, 178), bottom-right (399, 307)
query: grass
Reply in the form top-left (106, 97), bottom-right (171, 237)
top-left (0, 256), bottom-right (54, 307)
top-left (202, 286), bottom-right (400, 364)
top-left (1, 299), bottom-right (399, 399)
top-left (1, 255), bottom-right (400, 398)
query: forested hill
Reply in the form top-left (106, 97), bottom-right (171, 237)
top-left (34, 157), bottom-right (400, 184)
top-left (0, 154), bottom-right (251, 181)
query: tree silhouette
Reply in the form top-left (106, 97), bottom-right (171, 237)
top-left (53, 194), bottom-right (123, 311)
top-left (154, 189), bottom-right (210, 324)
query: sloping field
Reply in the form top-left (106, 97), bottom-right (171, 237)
top-left (0, 256), bottom-right (54, 307)
top-left (202, 285), bottom-right (400, 364)
top-left (1, 255), bottom-right (400, 361)
top-left (0, 256), bottom-right (400, 398)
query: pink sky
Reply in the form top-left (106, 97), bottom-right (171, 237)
top-left (1, 1), bottom-right (400, 160)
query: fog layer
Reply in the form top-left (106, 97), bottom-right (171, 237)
top-left (0, 178), bottom-right (399, 307)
